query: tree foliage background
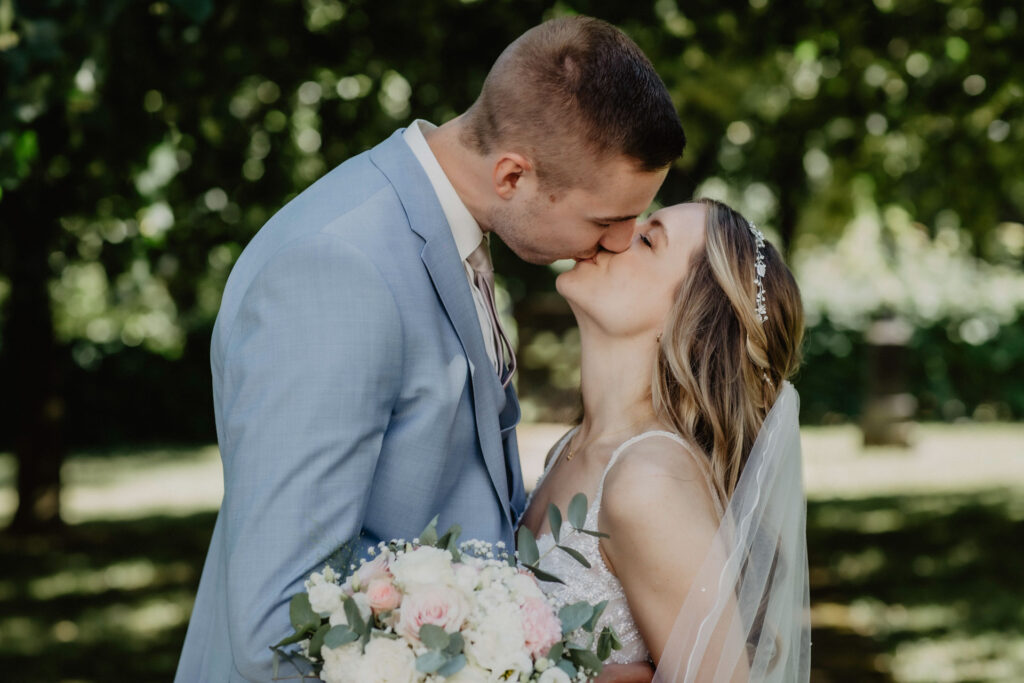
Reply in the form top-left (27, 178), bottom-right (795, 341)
top-left (1, 0), bottom-right (1022, 531)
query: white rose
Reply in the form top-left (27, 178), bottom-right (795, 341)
top-left (444, 662), bottom-right (491, 683)
top-left (390, 546), bottom-right (456, 590)
top-left (320, 642), bottom-right (364, 683)
top-left (328, 591), bottom-right (373, 627)
top-left (464, 603), bottom-right (531, 674)
top-left (308, 581), bottom-right (345, 616)
top-left (537, 667), bottom-right (572, 683)
top-left (360, 637), bottom-right (421, 683)
top-left (454, 563), bottom-right (481, 596)
top-left (478, 566), bottom-right (503, 588)
top-left (507, 571), bottom-right (545, 602)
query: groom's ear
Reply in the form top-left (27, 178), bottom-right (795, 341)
top-left (492, 152), bottom-right (534, 199)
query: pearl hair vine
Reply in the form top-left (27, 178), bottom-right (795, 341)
top-left (747, 220), bottom-right (768, 324)
top-left (746, 219), bottom-right (774, 388)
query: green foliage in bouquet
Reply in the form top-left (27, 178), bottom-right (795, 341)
top-left (516, 492), bottom-right (609, 584)
top-left (270, 493), bottom-right (620, 680)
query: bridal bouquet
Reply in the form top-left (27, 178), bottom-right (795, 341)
top-left (272, 495), bottom-right (621, 682)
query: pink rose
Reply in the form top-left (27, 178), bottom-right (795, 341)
top-left (366, 577), bottom-right (402, 613)
top-left (396, 585), bottom-right (469, 641)
top-left (519, 597), bottom-right (562, 659)
top-left (355, 553), bottom-right (391, 588)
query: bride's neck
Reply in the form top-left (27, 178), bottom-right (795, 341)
top-left (577, 326), bottom-right (661, 439)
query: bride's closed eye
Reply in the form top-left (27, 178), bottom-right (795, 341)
top-left (639, 233), bottom-right (653, 248)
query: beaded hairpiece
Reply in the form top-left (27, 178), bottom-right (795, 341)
top-left (747, 220), bottom-right (774, 387)
top-left (748, 221), bottom-right (768, 323)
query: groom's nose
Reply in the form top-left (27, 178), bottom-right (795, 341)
top-left (597, 220), bottom-right (637, 253)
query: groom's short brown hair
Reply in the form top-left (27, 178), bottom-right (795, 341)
top-left (462, 16), bottom-right (685, 188)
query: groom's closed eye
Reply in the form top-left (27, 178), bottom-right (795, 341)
top-left (592, 214), bottom-right (639, 227)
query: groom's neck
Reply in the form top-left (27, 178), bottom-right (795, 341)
top-left (424, 117), bottom-right (493, 232)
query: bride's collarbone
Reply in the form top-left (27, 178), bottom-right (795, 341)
top-left (527, 446), bottom-right (615, 537)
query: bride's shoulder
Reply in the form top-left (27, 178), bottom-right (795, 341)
top-left (600, 433), bottom-right (719, 533)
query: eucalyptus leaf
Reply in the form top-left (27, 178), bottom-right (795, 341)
top-left (597, 630), bottom-right (612, 661)
top-left (577, 528), bottom-right (610, 539)
top-left (523, 563), bottom-right (565, 584)
top-left (556, 544), bottom-right (592, 569)
top-left (548, 503), bottom-right (563, 543)
top-left (517, 525), bottom-right (540, 566)
top-left (568, 493), bottom-right (588, 529)
top-left (582, 600), bottom-right (608, 632)
top-left (437, 653), bottom-right (467, 676)
top-left (610, 628), bottom-right (623, 650)
top-left (557, 659), bottom-right (578, 678)
top-left (307, 623), bottom-right (330, 658)
top-left (415, 650), bottom-right (448, 674)
top-left (559, 602), bottom-right (594, 634)
top-left (288, 593), bottom-right (320, 634)
top-left (568, 646), bottom-right (604, 674)
top-left (271, 629), bottom-right (310, 649)
top-left (419, 515), bottom-right (440, 546)
top-left (419, 623), bottom-right (450, 651)
top-left (445, 632), bottom-right (465, 656)
top-left (343, 597), bottom-right (366, 637)
top-left (323, 625), bottom-right (359, 649)
top-left (546, 642), bottom-right (564, 662)
top-left (437, 523), bottom-right (462, 551)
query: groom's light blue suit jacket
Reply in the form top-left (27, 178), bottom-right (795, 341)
top-left (175, 130), bottom-right (525, 682)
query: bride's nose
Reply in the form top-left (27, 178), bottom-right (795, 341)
top-left (597, 220), bottom-right (637, 253)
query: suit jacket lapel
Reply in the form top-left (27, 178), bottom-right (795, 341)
top-left (369, 131), bottom-right (512, 527)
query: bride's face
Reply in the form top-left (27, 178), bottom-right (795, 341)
top-left (556, 202), bottom-right (707, 338)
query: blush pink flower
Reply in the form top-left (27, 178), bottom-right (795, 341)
top-left (366, 577), bottom-right (402, 613)
top-left (519, 597), bottom-right (562, 659)
top-left (396, 585), bottom-right (469, 641)
top-left (355, 553), bottom-right (391, 588)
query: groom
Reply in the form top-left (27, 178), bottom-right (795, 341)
top-left (176, 16), bottom-right (684, 682)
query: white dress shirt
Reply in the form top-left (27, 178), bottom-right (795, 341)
top-left (403, 120), bottom-right (501, 372)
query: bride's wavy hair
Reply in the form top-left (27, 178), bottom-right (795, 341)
top-left (652, 198), bottom-right (804, 503)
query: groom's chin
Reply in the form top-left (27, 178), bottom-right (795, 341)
top-left (510, 247), bottom-right (558, 266)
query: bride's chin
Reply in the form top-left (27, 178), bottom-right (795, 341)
top-left (554, 271), bottom-right (575, 298)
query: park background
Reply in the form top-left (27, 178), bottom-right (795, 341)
top-left (1, 0), bottom-right (1022, 680)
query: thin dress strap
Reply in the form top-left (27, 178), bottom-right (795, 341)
top-left (594, 430), bottom-right (724, 518)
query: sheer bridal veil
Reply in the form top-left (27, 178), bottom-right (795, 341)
top-left (653, 380), bottom-right (811, 682)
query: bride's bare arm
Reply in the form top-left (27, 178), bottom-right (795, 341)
top-left (599, 439), bottom-right (749, 681)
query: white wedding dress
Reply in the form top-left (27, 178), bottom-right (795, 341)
top-left (526, 382), bottom-right (811, 682)
top-left (529, 429), bottom-right (722, 665)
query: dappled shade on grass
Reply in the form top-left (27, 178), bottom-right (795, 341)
top-left (2, 489), bottom-right (1023, 681)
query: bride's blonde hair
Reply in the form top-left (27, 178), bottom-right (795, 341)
top-left (652, 198), bottom-right (804, 503)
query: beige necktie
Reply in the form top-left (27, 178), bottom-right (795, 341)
top-left (467, 239), bottom-right (517, 388)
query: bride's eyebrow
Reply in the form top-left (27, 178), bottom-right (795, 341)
top-left (650, 220), bottom-right (668, 245)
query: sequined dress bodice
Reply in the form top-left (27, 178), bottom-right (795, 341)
top-left (527, 429), bottom-right (693, 665)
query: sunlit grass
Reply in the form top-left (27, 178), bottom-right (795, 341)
top-left (0, 424), bottom-right (1022, 681)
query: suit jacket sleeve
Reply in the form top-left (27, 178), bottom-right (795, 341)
top-left (215, 232), bottom-right (403, 680)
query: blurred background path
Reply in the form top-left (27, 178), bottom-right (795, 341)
top-left (2, 425), bottom-right (1022, 681)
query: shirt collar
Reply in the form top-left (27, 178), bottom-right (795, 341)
top-left (403, 120), bottom-right (484, 262)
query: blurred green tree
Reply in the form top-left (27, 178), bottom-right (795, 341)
top-left (1, 0), bottom-right (1022, 530)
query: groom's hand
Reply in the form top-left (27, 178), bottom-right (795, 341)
top-left (594, 662), bottom-right (656, 683)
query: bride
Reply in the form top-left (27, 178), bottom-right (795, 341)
top-left (519, 198), bottom-right (810, 682)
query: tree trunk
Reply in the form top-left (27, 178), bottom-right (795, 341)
top-left (2, 187), bottom-right (66, 534)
